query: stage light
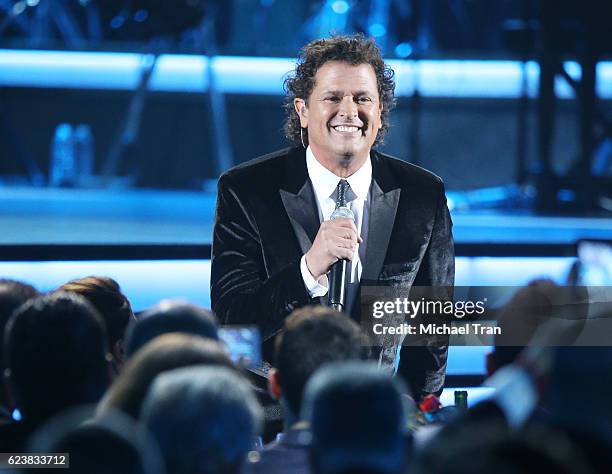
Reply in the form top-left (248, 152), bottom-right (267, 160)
top-left (12, 1), bottom-right (26, 15)
top-left (133, 9), bottom-right (149, 23)
top-left (368, 23), bottom-right (386, 38)
top-left (110, 15), bottom-right (125, 30)
top-left (331, 0), bottom-right (350, 15)
top-left (1, 50), bottom-right (611, 99)
top-left (394, 42), bottom-right (412, 58)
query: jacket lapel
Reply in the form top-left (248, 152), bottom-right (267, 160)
top-left (277, 148), bottom-right (401, 283)
top-left (280, 184), bottom-right (319, 255)
top-left (279, 148), bottom-right (320, 256)
top-left (362, 152), bottom-right (401, 282)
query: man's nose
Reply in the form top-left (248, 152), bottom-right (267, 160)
top-left (338, 95), bottom-right (358, 118)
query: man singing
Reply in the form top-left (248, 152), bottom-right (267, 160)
top-left (211, 35), bottom-right (454, 399)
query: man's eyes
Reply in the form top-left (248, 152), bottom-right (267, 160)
top-left (323, 96), bottom-right (372, 102)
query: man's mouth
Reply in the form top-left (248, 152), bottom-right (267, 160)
top-left (331, 125), bottom-right (362, 134)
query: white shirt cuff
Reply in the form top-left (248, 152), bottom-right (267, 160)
top-left (300, 255), bottom-right (328, 298)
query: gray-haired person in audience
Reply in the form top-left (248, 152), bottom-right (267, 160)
top-left (141, 365), bottom-right (262, 474)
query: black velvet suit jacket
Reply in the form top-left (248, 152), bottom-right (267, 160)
top-left (211, 146), bottom-right (454, 398)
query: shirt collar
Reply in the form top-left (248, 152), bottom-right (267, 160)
top-left (306, 146), bottom-right (372, 203)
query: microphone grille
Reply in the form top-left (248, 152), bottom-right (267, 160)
top-left (330, 206), bottom-right (354, 221)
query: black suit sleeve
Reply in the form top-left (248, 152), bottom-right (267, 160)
top-left (210, 174), bottom-right (312, 343)
top-left (398, 179), bottom-right (455, 399)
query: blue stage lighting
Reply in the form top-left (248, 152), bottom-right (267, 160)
top-left (368, 23), bottom-right (386, 38)
top-left (331, 0), bottom-right (350, 14)
top-left (133, 9), bottom-right (149, 23)
top-left (394, 42), bottom-right (413, 58)
top-left (1, 50), bottom-right (611, 99)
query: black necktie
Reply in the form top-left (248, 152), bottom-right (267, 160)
top-left (336, 179), bottom-right (349, 208)
top-left (333, 179), bottom-right (356, 210)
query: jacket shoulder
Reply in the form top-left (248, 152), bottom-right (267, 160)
top-left (217, 148), bottom-right (294, 192)
top-left (374, 151), bottom-right (445, 190)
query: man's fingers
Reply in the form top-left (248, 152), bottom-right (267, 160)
top-left (333, 236), bottom-right (357, 250)
top-left (331, 218), bottom-right (358, 231)
top-left (330, 238), bottom-right (357, 261)
top-left (336, 247), bottom-right (354, 260)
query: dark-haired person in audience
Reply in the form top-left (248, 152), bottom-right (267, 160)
top-left (141, 366), bottom-right (262, 474)
top-left (58, 276), bottom-right (135, 374)
top-left (27, 408), bottom-right (166, 474)
top-left (248, 306), bottom-right (368, 474)
top-left (0, 292), bottom-right (111, 450)
top-left (97, 333), bottom-right (236, 420)
top-left (124, 300), bottom-right (218, 358)
top-left (302, 361), bottom-right (409, 474)
top-left (0, 279), bottom-right (39, 421)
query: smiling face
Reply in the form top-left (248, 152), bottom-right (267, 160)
top-left (294, 61), bottom-right (382, 176)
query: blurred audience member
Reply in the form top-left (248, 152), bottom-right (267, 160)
top-left (124, 300), bottom-right (218, 358)
top-left (0, 279), bottom-right (38, 333)
top-left (412, 421), bottom-right (593, 474)
top-left (27, 407), bottom-right (165, 474)
top-left (248, 306), bottom-right (368, 474)
top-left (141, 365), bottom-right (261, 474)
top-left (97, 333), bottom-right (235, 420)
top-left (415, 281), bottom-right (560, 450)
top-left (537, 347), bottom-right (612, 473)
top-left (0, 279), bottom-right (39, 420)
top-left (0, 292), bottom-right (110, 450)
top-left (58, 276), bottom-right (134, 373)
top-left (486, 279), bottom-right (561, 377)
top-left (302, 361), bottom-right (409, 474)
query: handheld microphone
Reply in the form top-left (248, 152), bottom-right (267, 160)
top-left (328, 205), bottom-right (354, 312)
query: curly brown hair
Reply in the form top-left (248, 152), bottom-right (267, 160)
top-left (283, 34), bottom-right (396, 147)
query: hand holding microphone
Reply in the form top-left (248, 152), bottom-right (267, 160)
top-left (304, 180), bottom-right (361, 311)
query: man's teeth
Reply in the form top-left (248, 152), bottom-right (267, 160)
top-left (334, 126), bottom-right (360, 132)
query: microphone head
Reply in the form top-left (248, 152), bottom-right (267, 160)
top-left (330, 206), bottom-right (354, 221)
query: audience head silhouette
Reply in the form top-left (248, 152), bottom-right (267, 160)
top-left (4, 291), bottom-right (110, 424)
top-left (124, 300), bottom-right (218, 358)
top-left (271, 306), bottom-right (368, 423)
top-left (141, 365), bottom-right (262, 474)
top-left (302, 361), bottom-right (408, 474)
top-left (98, 333), bottom-right (235, 420)
top-left (58, 276), bottom-right (134, 370)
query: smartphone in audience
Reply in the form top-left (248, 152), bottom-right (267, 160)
top-left (218, 326), bottom-right (262, 368)
top-left (574, 239), bottom-right (612, 285)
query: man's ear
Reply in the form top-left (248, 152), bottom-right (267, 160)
top-left (268, 368), bottom-right (282, 401)
top-left (294, 98), bottom-right (308, 128)
top-left (112, 340), bottom-right (125, 367)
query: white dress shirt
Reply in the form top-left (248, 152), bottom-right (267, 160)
top-left (300, 146), bottom-right (372, 301)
